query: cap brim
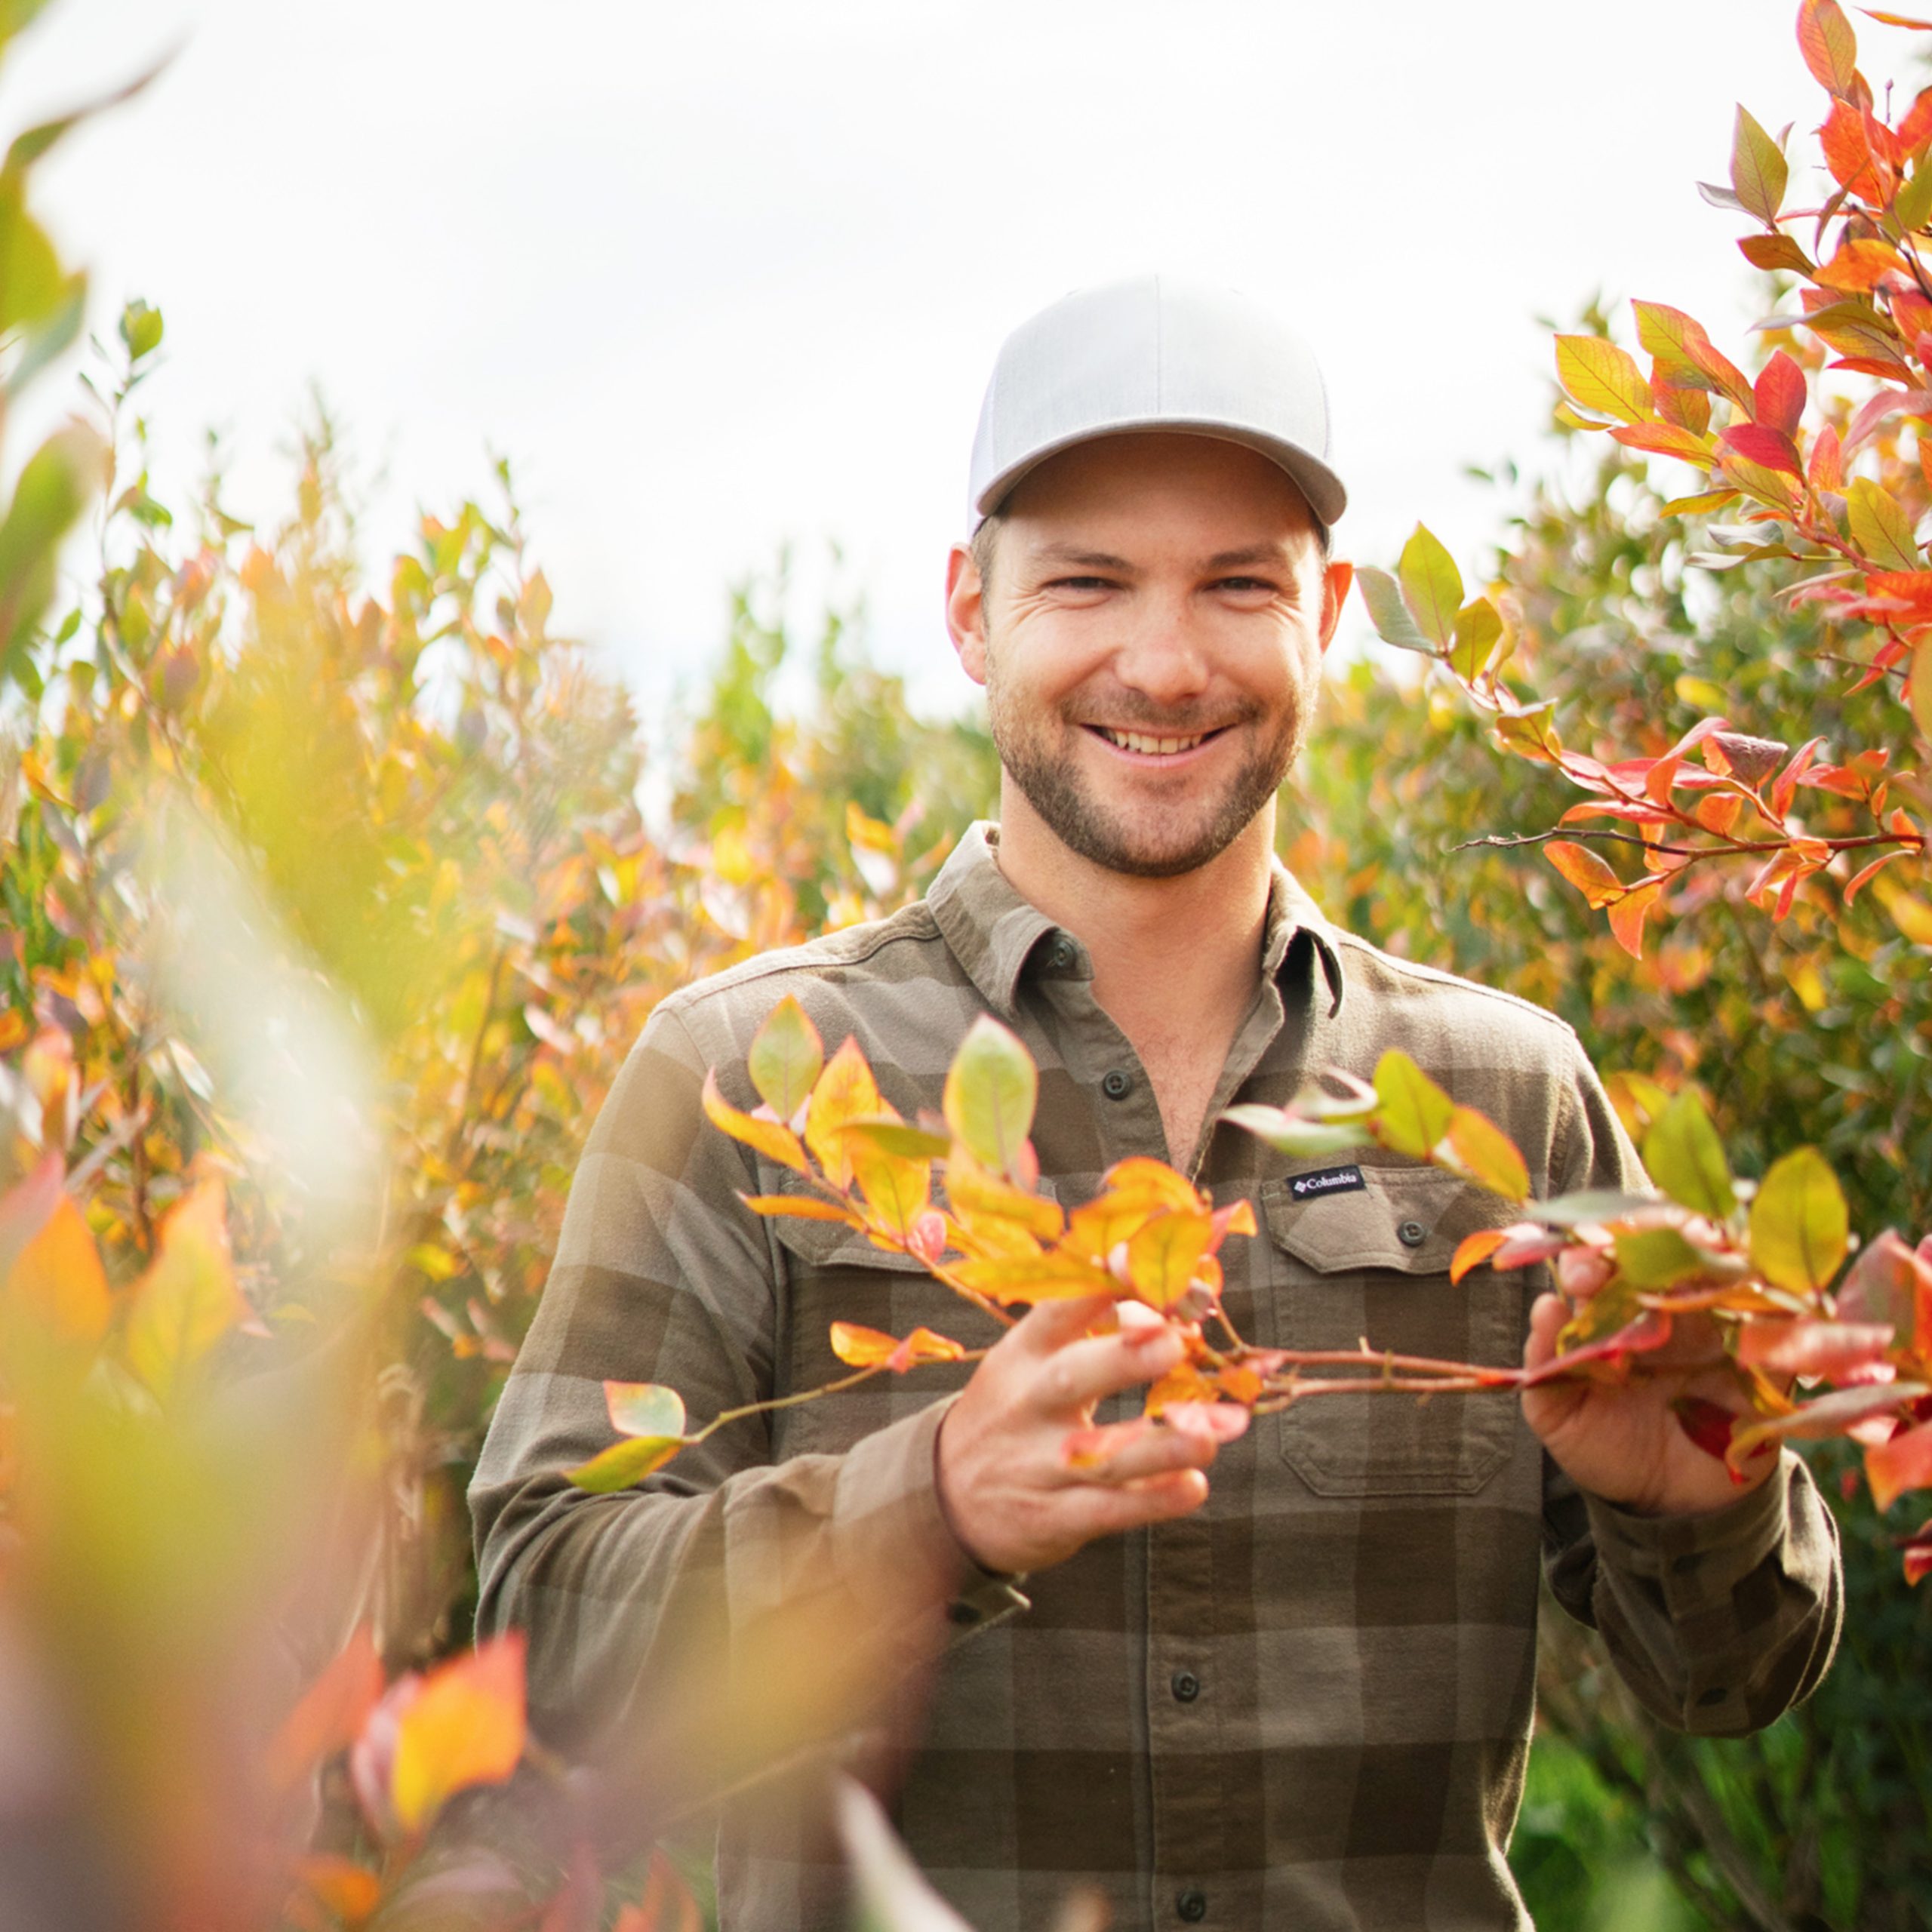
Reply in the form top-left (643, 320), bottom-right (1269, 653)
top-left (973, 420), bottom-right (1347, 531)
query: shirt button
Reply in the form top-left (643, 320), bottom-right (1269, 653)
top-left (1102, 1069), bottom-right (1133, 1100)
top-left (946, 1600), bottom-right (980, 1627)
top-left (1171, 1669), bottom-right (1200, 1703)
top-left (1176, 1889), bottom-right (1208, 1922)
top-left (1049, 937), bottom-right (1075, 968)
top-left (1398, 1219), bottom-right (1427, 1248)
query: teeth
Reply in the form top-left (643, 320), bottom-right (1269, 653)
top-left (1100, 728), bottom-right (1208, 756)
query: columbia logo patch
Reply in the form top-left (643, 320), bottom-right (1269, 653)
top-left (1290, 1164), bottom-right (1366, 1200)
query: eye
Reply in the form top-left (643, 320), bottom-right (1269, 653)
top-left (1048, 575), bottom-right (1116, 592)
top-left (1214, 576), bottom-right (1278, 595)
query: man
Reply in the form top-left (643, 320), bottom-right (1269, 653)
top-left (471, 275), bottom-right (1841, 1930)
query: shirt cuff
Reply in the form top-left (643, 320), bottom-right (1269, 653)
top-left (831, 1395), bottom-right (1031, 1635)
top-left (1582, 1450), bottom-right (1795, 1614)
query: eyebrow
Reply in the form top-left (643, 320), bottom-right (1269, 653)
top-left (1029, 541), bottom-right (1299, 574)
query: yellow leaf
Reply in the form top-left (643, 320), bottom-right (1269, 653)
top-left (804, 1036), bottom-right (884, 1190)
top-left (1371, 1049), bottom-right (1455, 1160)
top-left (1555, 335), bottom-right (1656, 425)
top-left (123, 1177), bottom-right (247, 1402)
top-left (701, 1069), bottom-right (809, 1177)
top-left (1124, 1209), bottom-right (1217, 1310)
top-left (389, 1633), bottom-right (527, 1837)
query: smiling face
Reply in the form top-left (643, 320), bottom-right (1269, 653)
top-left (946, 432), bottom-right (1347, 881)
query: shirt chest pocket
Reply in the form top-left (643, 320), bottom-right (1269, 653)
top-left (1256, 1167), bottom-right (1527, 1498)
top-left (766, 1214), bottom-right (981, 1457)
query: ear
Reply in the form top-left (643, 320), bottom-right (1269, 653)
top-left (946, 542), bottom-right (989, 686)
top-left (1315, 558), bottom-right (1352, 657)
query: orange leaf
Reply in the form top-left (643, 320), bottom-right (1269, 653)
top-left (1868, 1417), bottom-right (1932, 1510)
top-left (123, 1176), bottom-right (248, 1403)
top-left (1816, 235), bottom-right (1904, 289)
top-left (294, 1857), bottom-right (382, 1925)
top-left (5, 1192), bottom-right (109, 1343)
top-left (738, 1194), bottom-right (856, 1223)
top-left (1443, 1106), bottom-right (1531, 1203)
top-left (616, 1850), bottom-right (705, 1932)
top-left (829, 1322), bottom-right (965, 1371)
top-left (1607, 880), bottom-right (1665, 960)
top-left (1801, 0), bottom-right (1862, 96)
top-left (701, 1069), bottom-right (809, 1177)
top-left (269, 1625), bottom-right (385, 1794)
top-left (389, 1633), bottom-right (528, 1837)
top-left (1451, 1229), bottom-right (1510, 1284)
top-left (1143, 1358), bottom-right (1218, 1416)
top-left (1543, 840), bottom-right (1626, 909)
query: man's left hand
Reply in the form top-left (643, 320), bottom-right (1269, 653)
top-left (1521, 1291), bottom-right (1777, 1517)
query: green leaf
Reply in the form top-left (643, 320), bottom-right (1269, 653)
top-left (1898, 162), bottom-right (1932, 235)
top-left (1218, 1103), bottom-right (1374, 1159)
top-left (834, 1119), bottom-right (951, 1161)
top-left (605, 1381), bottom-right (685, 1439)
top-left (1397, 525), bottom-right (1464, 650)
top-left (1641, 1091), bottom-right (1737, 1221)
top-left (1448, 598), bottom-right (1503, 682)
top-left (1371, 1049), bottom-right (1455, 1161)
top-left (1529, 1189), bottom-right (1671, 1226)
top-left (1730, 106), bottom-right (1788, 223)
top-left (118, 298), bottom-right (163, 363)
top-left (566, 1433), bottom-right (685, 1493)
top-left (1613, 1226), bottom-right (1709, 1287)
top-left (1749, 1146), bottom-right (1849, 1294)
top-left (942, 1014), bottom-right (1038, 1176)
top-left (1847, 475), bottom-right (1920, 571)
top-left (1355, 565), bottom-right (1434, 654)
top-left (748, 993), bottom-right (823, 1121)
top-left (0, 423), bottom-right (107, 682)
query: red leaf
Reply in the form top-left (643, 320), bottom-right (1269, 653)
top-left (1672, 1395), bottom-right (1752, 1471)
top-left (1861, 568), bottom-right (1932, 620)
top-left (1543, 840), bottom-right (1626, 909)
top-left (1899, 84), bottom-right (1932, 156)
top-left (1808, 423), bottom-right (1846, 489)
top-left (1753, 351), bottom-right (1808, 435)
top-left (1901, 1518), bottom-right (1932, 1587)
top-left (1721, 423), bottom-right (1805, 477)
top-left (1736, 1318), bottom-right (1897, 1378)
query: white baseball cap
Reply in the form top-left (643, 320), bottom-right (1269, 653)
top-left (967, 273), bottom-right (1346, 534)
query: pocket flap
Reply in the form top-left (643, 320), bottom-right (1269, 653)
top-left (1263, 1166), bottom-right (1498, 1275)
top-left (768, 1176), bottom-right (1061, 1274)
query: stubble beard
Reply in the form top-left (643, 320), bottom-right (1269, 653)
top-left (984, 655), bottom-right (1314, 881)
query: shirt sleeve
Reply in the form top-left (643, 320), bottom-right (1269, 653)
top-left (467, 1000), bottom-right (1026, 1772)
top-left (1537, 1037), bottom-right (1845, 1737)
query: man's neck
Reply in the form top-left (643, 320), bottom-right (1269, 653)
top-left (992, 791), bottom-right (1273, 1161)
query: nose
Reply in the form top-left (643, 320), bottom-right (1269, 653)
top-left (1109, 592), bottom-right (1211, 709)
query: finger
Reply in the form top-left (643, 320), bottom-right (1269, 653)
top-left (1030, 1324), bottom-right (1184, 1417)
top-left (1013, 1293), bottom-right (1124, 1356)
top-left (1523, 1292), bottom-right (1566, 1372)
top-left (1062, 1414), bottom-right (1231, 1486)
top-left (1056, 1467), bottom-right (1211, 1541)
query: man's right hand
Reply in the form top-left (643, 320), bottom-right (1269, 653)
top-left (934, 1294), bottom-right (1244, 1577)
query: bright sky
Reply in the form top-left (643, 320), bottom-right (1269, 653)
top-left (1, 0), bottom-right (1896, 721)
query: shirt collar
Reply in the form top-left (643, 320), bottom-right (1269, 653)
top-left (925, 820), bottom-right (1346, 1020)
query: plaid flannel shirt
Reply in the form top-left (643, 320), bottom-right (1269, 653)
top-left (471, 824), bottom-right (1842, 1931)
